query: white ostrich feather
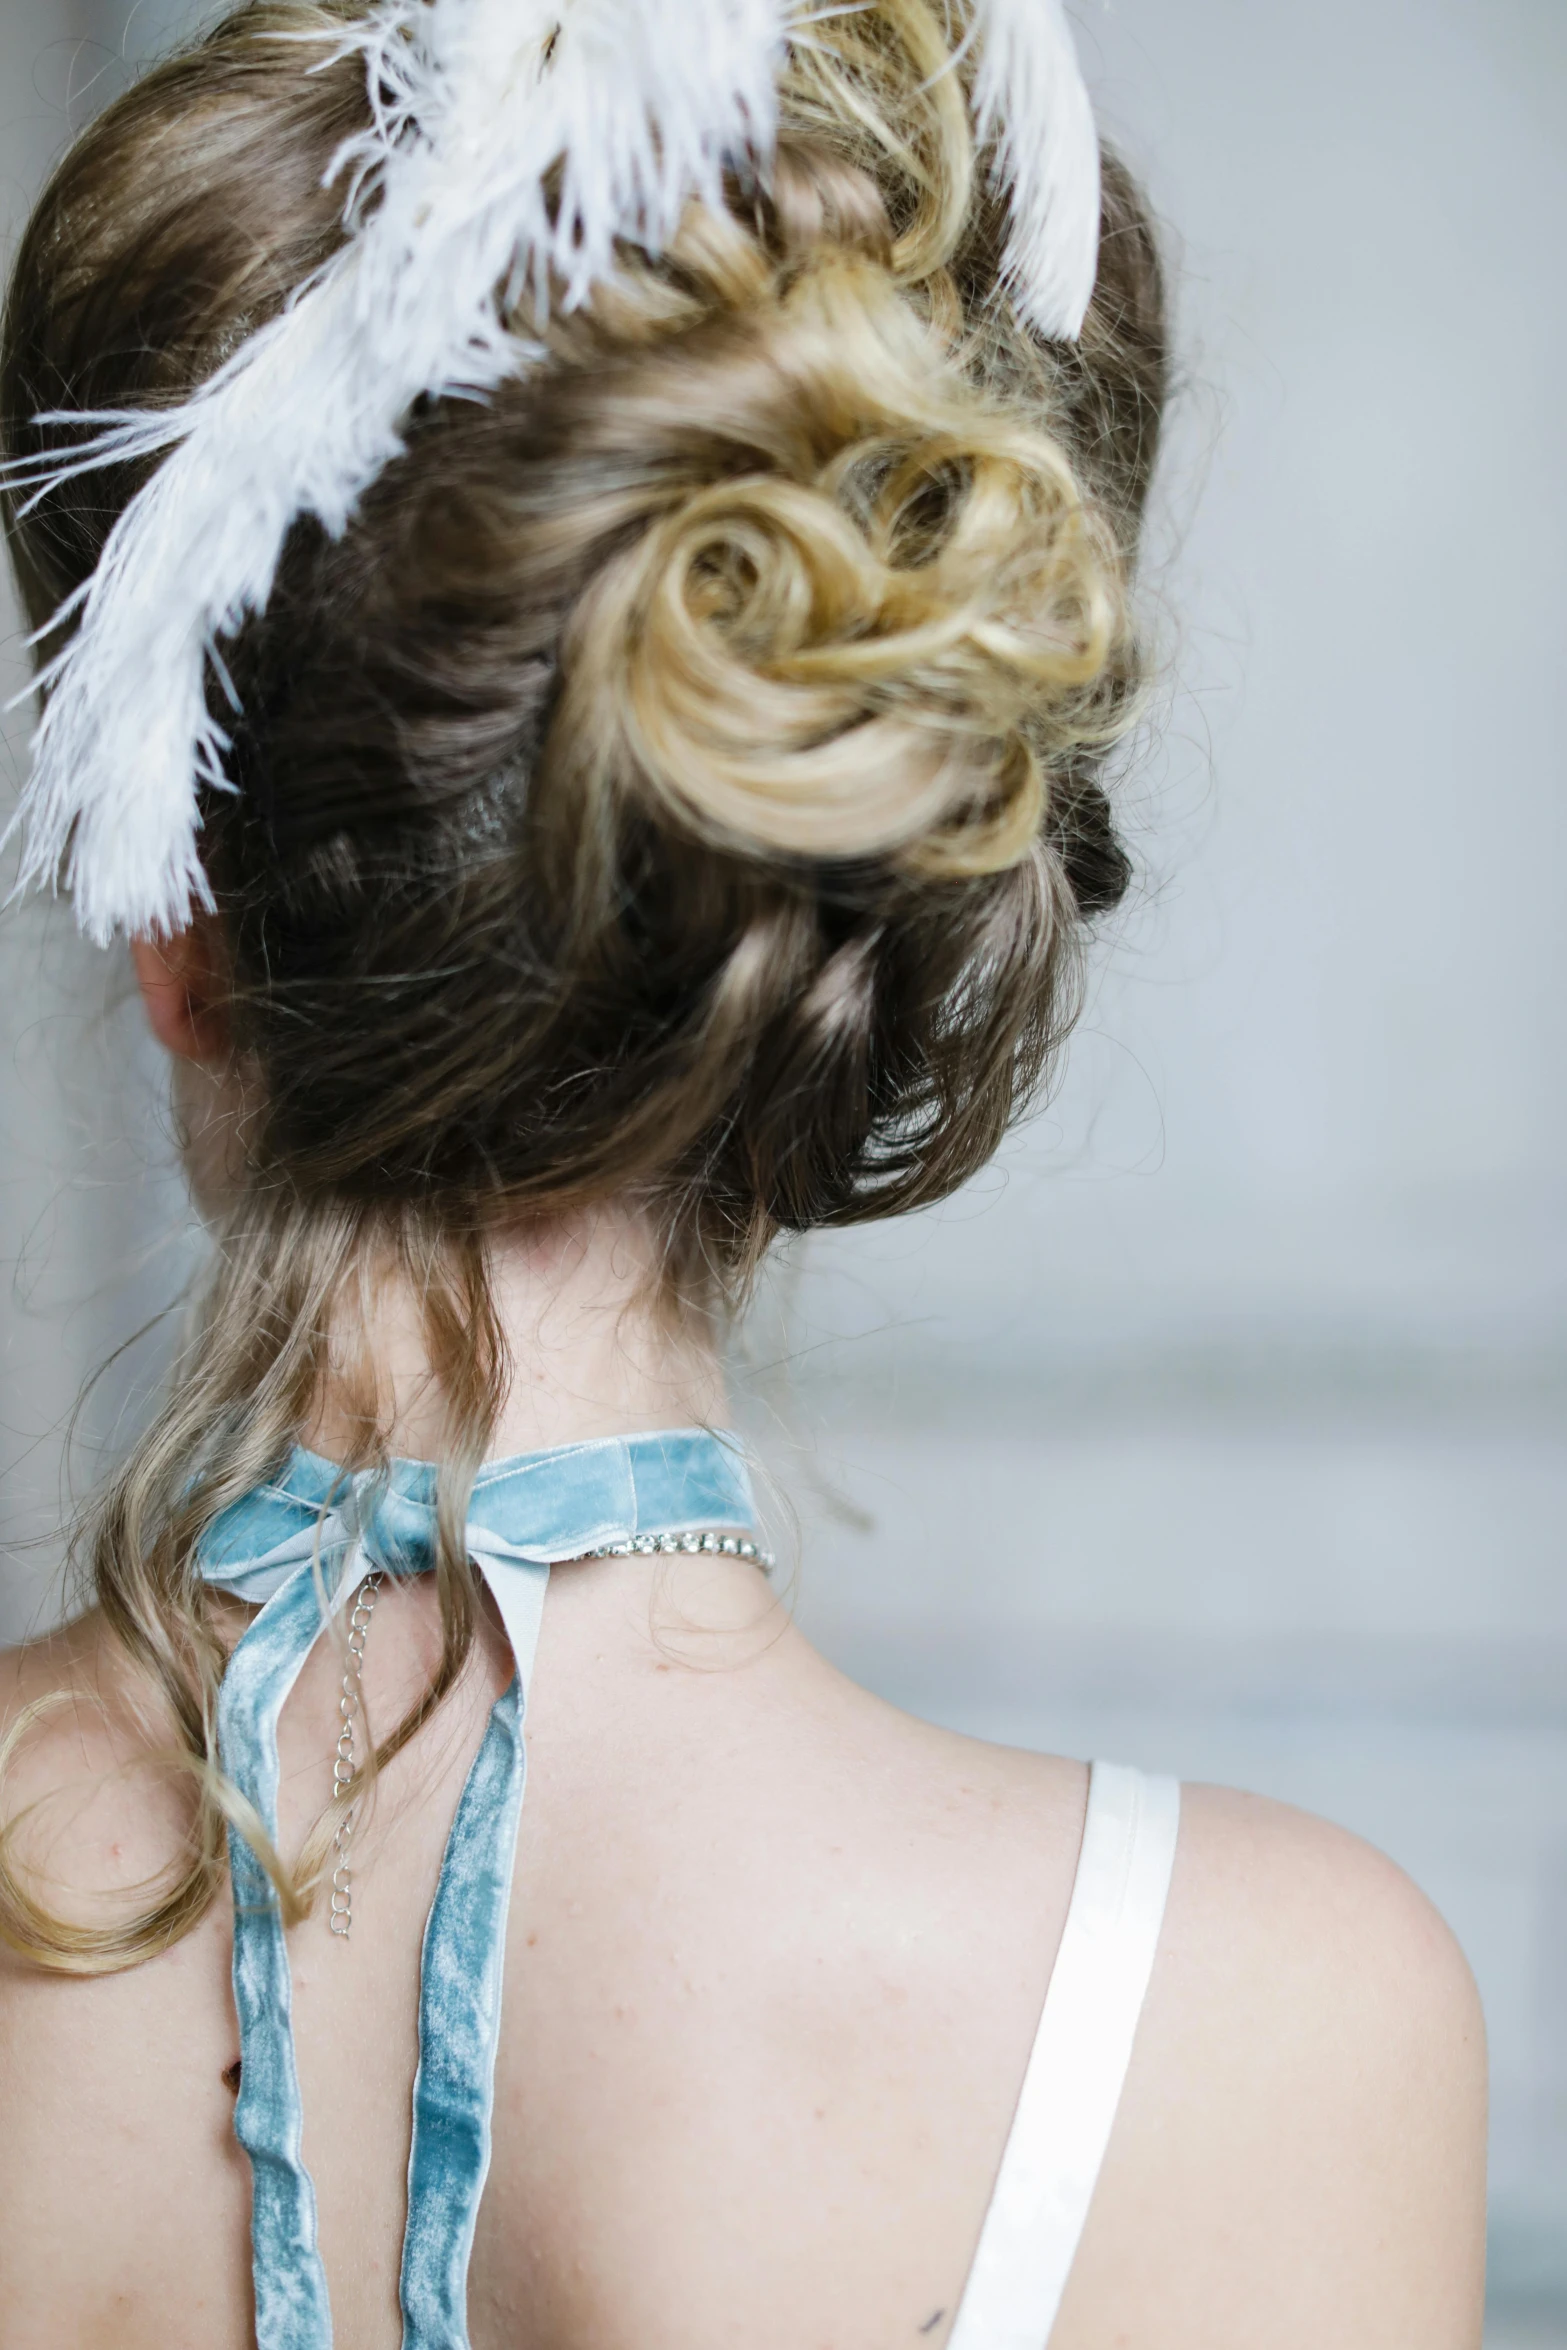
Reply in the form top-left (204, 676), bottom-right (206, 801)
top-left (1, 0), bottom-right (1101, 945)
top-left (2, 0), bottom-right (790, 944)
top-left (971, 0), bottom-right (1101, 343)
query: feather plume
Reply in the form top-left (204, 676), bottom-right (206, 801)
top-left (971, 0), bottom-right (1101, 343)
top-left (2, 0), bottom-right (789, 944)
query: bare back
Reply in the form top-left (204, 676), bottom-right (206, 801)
top-left (0, 1544), bottom-right (1486, 2350)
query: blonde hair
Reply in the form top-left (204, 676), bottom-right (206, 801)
top-left (0, 0), bottom-right (1167, 1970)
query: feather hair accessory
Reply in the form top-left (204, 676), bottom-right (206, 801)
top-left (972, 0), bottom-right (1102, 345)
top-left (0, 0), bottom-right (1102, 946)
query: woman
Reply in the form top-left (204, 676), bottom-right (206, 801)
top-left (0, 4), bottom-right (1485, 2345)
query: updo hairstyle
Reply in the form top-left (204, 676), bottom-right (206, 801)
top-left (6, 0), bottom-right (1166, 1268)
top-left (0, 0), bottom-right (1168, 1969)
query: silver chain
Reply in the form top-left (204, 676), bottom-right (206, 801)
top-left (328, 1569), bottom-right (384, 1941)
top-left (584, 1528), bottom-right (775, 1574)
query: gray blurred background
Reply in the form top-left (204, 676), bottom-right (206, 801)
top-left (2, 0), bottom-right (1563, 2337)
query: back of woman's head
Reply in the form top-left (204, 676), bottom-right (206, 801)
top-left (4, 0), bottom-right (1166, 1293)
top-left (0, 0), bottom-right (1166, 1970)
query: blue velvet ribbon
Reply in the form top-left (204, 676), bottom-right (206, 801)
top-left (200, 1429), bottom-right (757, 2350)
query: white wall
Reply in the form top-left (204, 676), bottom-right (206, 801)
top-left (786, 0), bottom-right (1567, 1394)
top-left (0, 0), bottom-right (188, 1637)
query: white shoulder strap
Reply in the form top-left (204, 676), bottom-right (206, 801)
top-left (947, 1762), bottom-right (1181, 2350)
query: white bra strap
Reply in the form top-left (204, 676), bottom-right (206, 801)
top-left (947, 1762), bottom-right (1181, 2350)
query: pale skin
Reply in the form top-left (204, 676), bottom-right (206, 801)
top-left (0, 930), bottom-right (1487, 2350)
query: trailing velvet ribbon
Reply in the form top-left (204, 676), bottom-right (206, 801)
top-left (200, 1429), bottom-right (758, 2350)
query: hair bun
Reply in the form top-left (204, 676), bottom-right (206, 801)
top-left (552, 248), bottom-right (1123, 882)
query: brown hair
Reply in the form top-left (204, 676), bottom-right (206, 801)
top-left (1, 0), bottom-right (1168, 1968)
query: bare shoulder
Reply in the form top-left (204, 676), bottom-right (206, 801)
top-left (0, 1613), bottom-right (187, 1976)
top-left (1168, 1784), bottom-right (1486, 2143)
top-left (0, 1614), bottom-right (112, 1839)
top-left (1, 1610), bottom-right (147, 1808)
top-left (1173, 1779), bottom-right (1482, 2009)
top-left (1053, 1781), bottom-right (1488, 2350)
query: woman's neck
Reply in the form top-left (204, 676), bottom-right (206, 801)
top-left (303, 1207), bottom-right (729, 1465)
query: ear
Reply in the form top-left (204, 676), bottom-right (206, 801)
top-left (130, 922), bottom-right (231, 1065)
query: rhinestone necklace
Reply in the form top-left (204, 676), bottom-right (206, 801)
top-left (584, 1528), bottom-right (775, 1573)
